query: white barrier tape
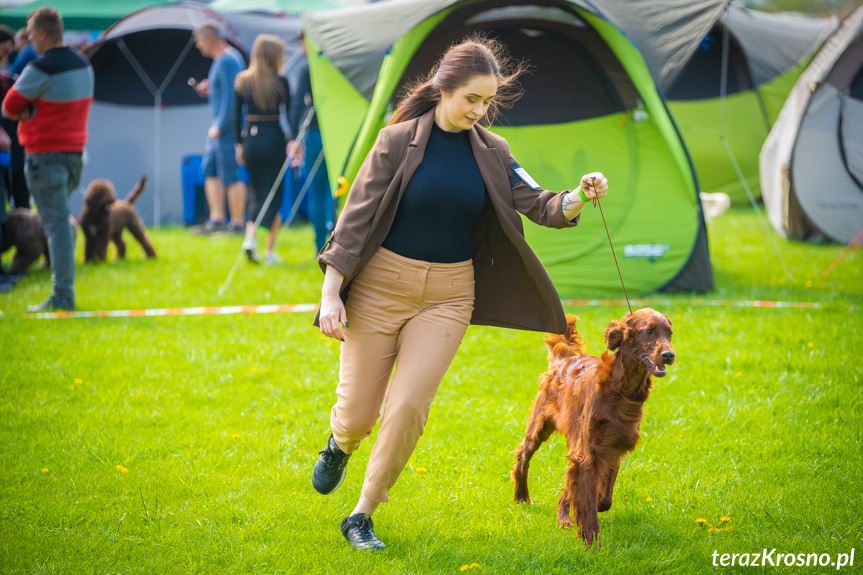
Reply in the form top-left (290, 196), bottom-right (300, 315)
top-left (18, 298), bottom-right (857, 320)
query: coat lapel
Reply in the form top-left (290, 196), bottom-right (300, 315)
top-left (469, 127), bottom-right (510, 209)
top-left (398, 109), bottom-right (435, 197)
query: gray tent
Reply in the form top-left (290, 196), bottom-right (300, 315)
top-left (760, 4), bottom-right (863, 244)
top-left (81, 4), bottom-right (302, 226)
top-left (664, 5), bottom-right (835, 202)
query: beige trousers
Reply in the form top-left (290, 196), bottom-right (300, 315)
top-left (330, 247), bottom-right (475, 503)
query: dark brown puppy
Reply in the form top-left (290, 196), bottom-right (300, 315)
top-left (3, 208), bottom-right (50, 274)
top-left (79, 174), bottom-right (156, 263)
top-left (511, 309), bottom-right (675, 549)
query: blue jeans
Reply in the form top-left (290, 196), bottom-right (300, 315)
top-left (25, 153), bottom-right (82, 301)
top-left (303, 128), bottom-right (334, 253)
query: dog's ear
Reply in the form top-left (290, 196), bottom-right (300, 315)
top-left (605, 320), bottom-right (624, 351)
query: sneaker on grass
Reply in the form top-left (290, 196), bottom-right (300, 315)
top-left (340, 513), bottom-right (386, 550)
top-left (312, 434), bottom-right (351, 495)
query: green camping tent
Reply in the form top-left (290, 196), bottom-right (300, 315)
top-left (665, 5), bottom-right (835, 203)
top-left (303, 0), bottom-right (719, 295)
top-left (0, 0), bottom-right (177, 30)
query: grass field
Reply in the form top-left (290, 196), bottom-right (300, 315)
top-left (1, 207), bottom-right (861, 574)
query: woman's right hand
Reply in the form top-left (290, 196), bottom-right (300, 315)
top-left (319, 265), bottom-right (347, 341)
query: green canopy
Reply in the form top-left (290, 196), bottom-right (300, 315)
top-left (208, 0), bottom-right (347, 14)
top-left (304, 0), bottom-right (716, 295)
top-left (0, 0), bottom-right (176, 30)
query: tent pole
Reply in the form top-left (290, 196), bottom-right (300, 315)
top-left (154, 93), bottom-right (161, 228)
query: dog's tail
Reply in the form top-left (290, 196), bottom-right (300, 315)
top-left (124, 174), bottom-right (148, 204)
top-left (543, 314), bottom-right (586, 365)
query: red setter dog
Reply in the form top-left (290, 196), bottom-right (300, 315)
top-left (511, 309), bottom-right (675, 548)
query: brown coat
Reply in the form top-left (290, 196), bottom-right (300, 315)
top-left (317, 108), bottom-right (580, 334)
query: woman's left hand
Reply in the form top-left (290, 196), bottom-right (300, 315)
top-left (580, 172), bottom-right (608, 200)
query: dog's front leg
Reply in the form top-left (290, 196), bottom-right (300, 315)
top-left (557, 461), bottom-right (578, 528)
top-left (575, 462), bottom-right (601, 549)
top-left (598, 463), bottom-right (619, 513)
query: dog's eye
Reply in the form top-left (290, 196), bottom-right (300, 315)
top-left (646, 328), bottom-right (653, 335)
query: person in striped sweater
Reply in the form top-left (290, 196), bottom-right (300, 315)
top-left (2, 7), bottom-right (93, 312)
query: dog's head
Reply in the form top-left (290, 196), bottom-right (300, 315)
top-left (604, 308), bottom-right (675, 377)
top-left (83, 179), bottom-right (117, 212)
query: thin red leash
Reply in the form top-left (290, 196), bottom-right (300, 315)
top-left (589, 176), bottom-right (633, 314)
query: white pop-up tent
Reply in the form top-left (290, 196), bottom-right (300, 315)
top-left (760, 4), bottom-right (863, 244)
top-left (81, 4), bottom-right (303, 226)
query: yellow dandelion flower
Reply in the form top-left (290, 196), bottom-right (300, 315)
top-left (696, 518), bottom-right (707, 524)
top-left (805, 280), bottom-right (813, 287)
top-left (807, 342), bottom-right (814, 349)
top-left (735, 371), bottom-right (742, 377)
top-left (416, 467), bottom-right (427, 473)
top-left (41, 468), bottom-right (49, 474)
top-left (69, 385), bottom-right (75, 390)
top-left (460, 566), bottom-right (469, 572)
top-left (646, 497), bottom-right (653, 502)
top-left (74, 378), bottom-right (82, 384)
top-left (708, 527), bottom-right (717, 533)
top-left (116, 464), bottom-right (129, 473)
top-left (470, 563), bottom-right (480, 568)
top-left (249, 367), bottom-right (257, 373)
top-left (720, 516), bottom-right (730, 523)
top-left (232, 433), bottom-right (240, 439)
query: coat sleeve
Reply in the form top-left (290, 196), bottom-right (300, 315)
top-left (317, 129), bottom-right (395, 277)
top-left (507, 150), bottom-right (579, 229)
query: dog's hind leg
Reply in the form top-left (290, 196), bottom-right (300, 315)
top-left (126, 218), bottom-right (156, 258)
top-left (511, 405), bottom-right (556, 504)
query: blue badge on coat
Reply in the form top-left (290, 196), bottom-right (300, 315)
top-left (509, 162), bottom-right (542, 190)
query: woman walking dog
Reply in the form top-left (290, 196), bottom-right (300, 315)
top-left (312, 36), bottom-right (608, 550)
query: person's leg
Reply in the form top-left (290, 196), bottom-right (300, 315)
top-left (266, 213), bottom-right (281, 255)
top-left (227, 180), bottom-right (247, 229)
top-left (25, 153), bottom-right (82, 307)
top-left (204, 176), bottom-right (226, 223)
top-left (201, 138), bottom-right (226, 224)
top-left (359, 289), bottom-right (474, 505)
top-left (304, 129), bottom-right (333, 253)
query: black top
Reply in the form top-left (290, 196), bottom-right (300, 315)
top-left (234, 74), bottom-right (291, 143)
top-left (382, 122), bottom-right (486, 263)
top-left (288, 60), bottom-right (318, 132)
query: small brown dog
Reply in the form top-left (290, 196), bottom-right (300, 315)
top-left (79, 174), bottom-right (156, 263)
top-left (2, 208), bottom-right (51, 274)
top-left (511, 309), bottom-right (675, 549)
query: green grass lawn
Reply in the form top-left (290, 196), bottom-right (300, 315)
top-left (1, 208), bottom-right (861, 574)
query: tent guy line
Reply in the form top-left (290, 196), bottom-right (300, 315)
top-left (18, 299), bottom-right (857, 320)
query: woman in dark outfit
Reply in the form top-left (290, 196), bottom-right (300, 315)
top-left (312, 37), bottom-right (609, 550)
top-left (234, 34), bottom-right (291, 264)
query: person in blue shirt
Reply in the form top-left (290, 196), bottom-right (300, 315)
top-left (190, 21), bottom-right (247, 235)
top-left (289, 31), bottom-right (333, 255)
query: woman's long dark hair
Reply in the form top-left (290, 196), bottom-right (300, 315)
top-left (388, 35), bottom-right (527, 127)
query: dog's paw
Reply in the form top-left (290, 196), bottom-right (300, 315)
top-left (557, 517), bottom-right (574, 529)
top-left (514, 495), bottom-right (532, 505)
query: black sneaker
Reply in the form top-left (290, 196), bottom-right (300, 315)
top-left (340, 513), bottom-right (386, 550)
top-left (27, 295), bottom-right (75, 312)
top-left (312, 434), bottom-right (351, 495)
